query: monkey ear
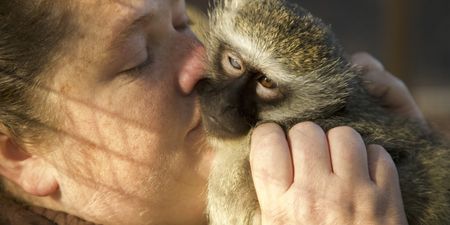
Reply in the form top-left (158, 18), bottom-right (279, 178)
top-left (0, 131), bottom-right (59, 197)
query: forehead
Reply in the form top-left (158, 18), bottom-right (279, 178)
top-left (73, 0), bottom-right (180, 17)
top-left (69, 0), bottom-right (186, 51)
top-left (48, 0), bottom-right (164, 83)
top-left (73, 0), bottom-right (155, 31)
top-left (66, 1), bottom-right (163, 49)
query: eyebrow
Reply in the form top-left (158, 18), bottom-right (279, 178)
top-left (109, 13), bottom-right (153, 52)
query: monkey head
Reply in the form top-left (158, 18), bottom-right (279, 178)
top-left (197, 0), bottom-right (357, 139)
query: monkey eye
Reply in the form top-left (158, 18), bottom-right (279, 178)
top-left (256, 74), bottom-right (282, 101)
top-left (257, 76), bottom-right (277, 89)
top-left (228, 56), bottom-right (242, 70)
top-left (221, 51), bottom-right (245, 77)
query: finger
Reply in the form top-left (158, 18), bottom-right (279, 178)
top-left (352, 53), bottom-right (425, 121)
top-left (250, 123), bottom-right (293, 207)
top-left (367, 144), bottom-right (399, 188)
top-left (327, 127), bottom-right (370, 181)
top-left (288, 122), bottom-right (332, 183)
top-left (367, 145), bottom-right (407, 224)
top-left (351, 52), bottom-right (384, 72)
top-left (351, 52), bottom-right (402, 100)
top-left (364, 69), bottom-right (408, 105)
top-left (365, 69), bottom-right (425, 121)
top-left (351, 52), bottom-right (399, 100)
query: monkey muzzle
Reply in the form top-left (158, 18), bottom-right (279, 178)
top-left (196, 77), bottom-right (257, 139)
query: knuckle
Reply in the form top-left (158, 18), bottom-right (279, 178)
top-left (328, 126), bottom-right (360, 139)
top-left (367, 144), bottom-right (384, 156)
top-left (252, 123), bottom-right (282, 141)
top-left (290, 121), bottom-right (320, 131)
top-left (259, 131), bottom-right (281, 143)
top-left (288, 121), bottom-right (321, 137)
top-left (355, 184), bottom-right (383, 214)
top-left (369, 145), bottom-right (396, 168)
top-left (293, 196), bottom-right (316, 222)
top-left (251, 167), bottom-right (285, 187)
top-left (375, 147), bottom-right (395, 165)
top-left (357, 187), bottom-right (385, 215)
top-left (352, 52), bottom-right (384, 71)
top-left (253, 122), bottom-right (280, 134)
top-left (354, 51), bottom-right (372, 58)
top-left (380, 153), bottom-right (398, 173)
top-left (368, 144), bottom-right (383, 150)
top-left (264, 208), bottom-right (289, 225)
top-left (372, 148), bottom-right (398, 175)
top-left (391, 76), bottom-right (408, 91)
top-left (363, 182), bottom-right (380, 195)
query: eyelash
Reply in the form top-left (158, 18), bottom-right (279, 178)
top-left (175, 17), bottom-right (193, 31)
top-left (123, 50), bottom-right (153, 76)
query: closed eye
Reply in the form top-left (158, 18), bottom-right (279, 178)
top-left (174, 15), bottom-right (192, 31)
top-left (121, 49), bottom-right (153, 76)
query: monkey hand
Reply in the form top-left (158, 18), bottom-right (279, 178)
top-left (351, 52), bottom-right (426, 128)
top-left (250, 122), bottom-right (408, 225)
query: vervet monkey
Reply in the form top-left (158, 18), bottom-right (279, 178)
top-left (194, 0), bottom-right (450, 224)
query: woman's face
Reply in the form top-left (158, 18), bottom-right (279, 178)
top-left (39, 0), bottom-right (212, 224)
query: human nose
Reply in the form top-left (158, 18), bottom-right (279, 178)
top-left (177, 41), bottom-right (206, 95)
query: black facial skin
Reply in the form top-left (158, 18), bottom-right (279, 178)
top-left (196, 42), bottom-right (255, 139)
top-left (196, 43), bottom-right (289, 139)
top-left (197, 72), bottom-right (258, 139)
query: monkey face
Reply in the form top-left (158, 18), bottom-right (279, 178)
top-left (197, 46), bottom-right (288, 138)
top-left (197, 0), bottom-right (356, 139)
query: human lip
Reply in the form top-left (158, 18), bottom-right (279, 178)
top-left (190, 117), bottom-right (203, 134)
top-left (187, 98), bottom-right (203, 134)
top-left (185, 109), bottom-right (204, 144)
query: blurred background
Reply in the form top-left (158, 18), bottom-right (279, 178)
top-left (187, 0), bottom-right (450, 138)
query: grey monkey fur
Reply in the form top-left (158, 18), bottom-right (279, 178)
top-left (195, 0), bottom-right (450, 224)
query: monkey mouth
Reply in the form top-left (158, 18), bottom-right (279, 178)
top-left (206, 115), bottom-right (234, 134)
top-left (203, 115), bottom-right (250, 139)
top-left (196, 78), bottom-right (254, 138)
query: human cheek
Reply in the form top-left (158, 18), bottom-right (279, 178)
top-left (100, 79), bottom-right (186, 150)
top-left (51, 85), bottom-right (185, 197)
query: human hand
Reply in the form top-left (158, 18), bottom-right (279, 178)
top-left (250, 122), bottom-right (408, 225)
top-left (351, 52), bottom-right (425, 124)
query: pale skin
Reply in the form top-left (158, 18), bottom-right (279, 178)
top-left (0, 0), bottom-right (420, 224)
top-left (1, 1), bottom-right (212, 224)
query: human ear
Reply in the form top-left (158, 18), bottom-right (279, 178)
top-left (0, 130), bottom-right (59, 197)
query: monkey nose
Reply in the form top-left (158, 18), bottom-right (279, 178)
top-left (178, 44), bottom-right (206, 95)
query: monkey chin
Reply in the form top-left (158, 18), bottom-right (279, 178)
top-left (201, 114), bottom-right (252, 140)
top-left (205, 127), bottom-right (258, 225)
